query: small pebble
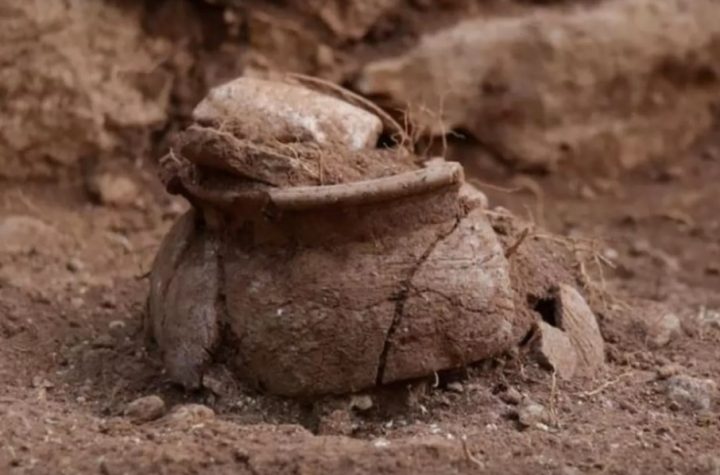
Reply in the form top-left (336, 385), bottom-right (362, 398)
top-left (92, 334), bottom-right (115, 349)
top-left (165, 404), bottom-right (215, 426)
top-left (649, 313), bottom-right (682, 348)
top-left (101, 295), bottom-right (117, 309)
top-left (500, 387), bottom-right (523, 405)
top-left (124, 395), bottom-right (166, 423)
top-left (66, 258), bottom-right (84, 273)
top-left (516, 399), bottom-right (550, 429)
top-left (349, 394), bottom-right (373, 412)
top-left (108, 320), bottom-right (126, 337)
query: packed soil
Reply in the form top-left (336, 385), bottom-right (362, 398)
top-left (2, 0), bottom-right (720, 472)
top-left (2, 126), bottom-right (720, 474)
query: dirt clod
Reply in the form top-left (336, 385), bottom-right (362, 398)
top-left (124, 395), bottom-right (166, 423)
top-left (499, 387), bottom-right (523, 406)
top-left (89, 173), bottom-right (141, 208)
top-left (164, 404), bottom-right (216, 427)
top-left (656, 363), bottom-right (685, 380)
top-left (318, 409), bottom-right (354, 436)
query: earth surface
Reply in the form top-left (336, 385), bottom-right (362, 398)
top-left (2, 0), bottom-right (720, 474)
top-left (2, 132), bottom-right (720, 474)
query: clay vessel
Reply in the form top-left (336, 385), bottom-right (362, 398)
top-left (148, 77), bottom-right (532, 396)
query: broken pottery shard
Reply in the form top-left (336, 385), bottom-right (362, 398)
top-left (555, 285), bottom-right (605, 376)
top-left (357, 0), bottom-right (720, 171)
top-left (150, 213), bottom-right (220, 389)
top-left (534, 322), bottom-right (578, 380)
top-left (147, 210), bottom-right (197, 342)
top-left (193, 77), bottom-right (383, 151)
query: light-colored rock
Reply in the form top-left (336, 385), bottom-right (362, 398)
top-left (124, 395), bottom-right (166, 423)
top-left (357, 0), bottom-right (720, 172)
top-left (89, 173), bottom-right (140, 207)
top-left (193, 77), bottom-right (383, 151)
top-left (647, 313), bottom-right (682, 348)
top-left (164, 404), bottom-right (216, 426)
top-left (516, 400), bottom-right (549, 429)
top-left (108, 320), bottom-right (126, 338)
top-left (349, 395), bottom-right (374, 412)
top-left (665, 375), bottom-right (717, 413)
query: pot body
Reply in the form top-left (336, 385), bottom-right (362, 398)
top-left (149, 171), bottom-right (529, 396)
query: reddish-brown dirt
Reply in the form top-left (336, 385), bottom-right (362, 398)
top-left (2, 0), bottom-right (720, 473)
top-left (2, 128), bottom-right (720, 474)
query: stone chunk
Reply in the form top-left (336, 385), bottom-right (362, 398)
top-left (647, 312), bottom-right (682, 348)
top-left (124, 395), bottom-right (166, 423)
top-left (665, 375), bottom-right (717, 413)
top-left (193, 77), bottom-right (382, 151)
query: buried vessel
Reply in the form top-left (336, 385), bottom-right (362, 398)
top-left (148, 77), bottom-right (604, 396)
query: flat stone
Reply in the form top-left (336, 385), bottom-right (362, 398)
top-left (193, 77), bottom-right (382, 151)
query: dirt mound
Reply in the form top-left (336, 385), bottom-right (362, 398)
top-left (0, 0), bottom-right (173, 179)
top-left (358, 0), bottom-right (720, 173)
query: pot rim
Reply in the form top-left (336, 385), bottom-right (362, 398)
top-left (268, 161), bottom-right (463, 210)
top-left (178, 161), bottom-right (464, 212)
